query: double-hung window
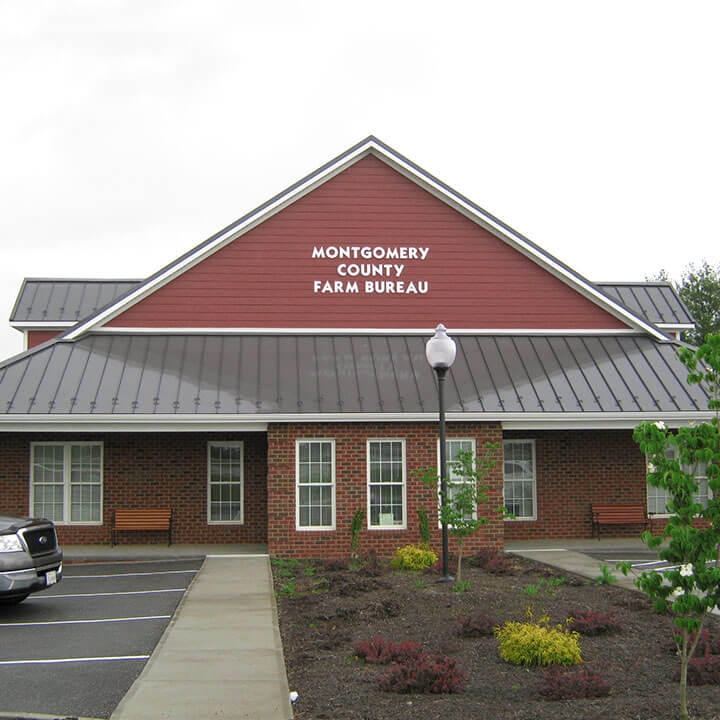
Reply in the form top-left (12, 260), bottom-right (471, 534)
top-left (503, 439), bottom-right (536, 520)
top-left (367, 439), bottom-right (406, 528)
top-left (647, 447), bottom-right (711, 515)
top-left (208, 442), bottom-right (244, 524)
top-left (296, 439), bottom-right (335, 530)
top-left (441, 439), bottom-right (477, 521)
top-left (30, 442), bottom-right (103, 523)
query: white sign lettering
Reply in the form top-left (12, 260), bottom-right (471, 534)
top-left (311, 246), bottom-right (430, 295)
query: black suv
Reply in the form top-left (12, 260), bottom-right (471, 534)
top-left (0, 514), bottom-right (63, 604)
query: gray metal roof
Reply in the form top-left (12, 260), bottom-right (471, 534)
top-left (10, 279), bottom-right (142, 324)
top-left (0, 334), bottom-right (708, 416)
top-left (596, 283), bottom-right (694, 326)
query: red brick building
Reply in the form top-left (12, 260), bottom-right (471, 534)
top-left (0, 137), bottom-right (709, 557)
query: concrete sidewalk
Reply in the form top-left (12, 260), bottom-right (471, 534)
top-left (109, 554), bottom-right (293, 720)
top-left (506, 538), bottom-right (654, 592)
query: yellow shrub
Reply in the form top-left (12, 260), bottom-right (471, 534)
top-left (391, 545), bottom-right (438, 571)
top-left (494, 618), bottom-right (582, 667)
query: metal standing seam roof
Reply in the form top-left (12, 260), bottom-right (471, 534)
top-left (596, 283), bottom-right (694, 326)
top-left (10, 278), bottom-right (693, 332)
top-left (10, 279), bottom-right (143, 324)
top-left (0, 334), bottom-right (708, 416)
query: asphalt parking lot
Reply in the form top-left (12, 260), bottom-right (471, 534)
top-left (0, 557), bottom-right (203, 719)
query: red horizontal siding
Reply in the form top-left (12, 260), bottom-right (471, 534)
top-left (107, 155), bottom-right (628, 331)
top-left (27, 330), bottom-right (61, 349)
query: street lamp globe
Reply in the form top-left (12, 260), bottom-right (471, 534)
top-left (425, 324), bottom-right (457, 369)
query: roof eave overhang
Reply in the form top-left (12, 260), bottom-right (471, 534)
top-left (0, 411), bottom-right (712, 432)
top-left (60, 137), bottom-right (669, 343)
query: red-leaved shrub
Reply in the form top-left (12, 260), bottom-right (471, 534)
top-left (457, 613), bottom-right (499, 637)
top-left (467, 548), bottom-right (497, 568)
top-left (353, 635), bottom-right (424, 665)
top-left (664, 628), bottom-right (720, 656)
top-left (677, 655), bottom-right (720, 685)
top-left (483, 554), bottom-right (516, 574)
top-left (566, 609), bottom-right (623, 636)
top-left (376, 653), bottom-right (466, 693)
top-left (322, 559), bottom-right (349, 572)
top-left (539, 666), bottom-right (611, 700)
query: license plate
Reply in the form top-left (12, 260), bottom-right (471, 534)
top-left (46, 570), bottom-right (57, 586)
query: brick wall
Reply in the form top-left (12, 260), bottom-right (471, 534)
top-left (503, 429), bottom-right (647, 539)
top-left (267, 421), bottom-right (505, 559)
top-left (0, 432), bottom-right (268, 545)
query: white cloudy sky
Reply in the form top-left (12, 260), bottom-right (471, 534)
top-left (1, 1), bottom-right (718, 359)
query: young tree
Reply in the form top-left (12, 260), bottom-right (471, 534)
top-left (418, 443), bottom-right (501, 585)
top-left (648, 261), bottom-right (720, 345)
top-left (628, 335), bottom-right (720, 720)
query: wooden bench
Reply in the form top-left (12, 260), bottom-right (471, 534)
top-left (112, 509), bottom-right (173, 546)
top-left (591, 504), bottom-right (648, 539)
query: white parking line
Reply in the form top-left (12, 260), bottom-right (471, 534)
top-left (64, 570), bottom-right (197, 579)
top-left (32, 589), bottom-right (186, 599)
top-left (0, 615), bottom-right (171, 628)
top-left (0, 655), bottom-right (150, 666)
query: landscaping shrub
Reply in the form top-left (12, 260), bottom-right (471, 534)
top-left (467, 547), bottom-right (498, 568)
top-left (457, 612), bottom-right (499, 637)
top-left (483, 553), bottom-right (516, 574)
top-left (322, 559), bottom-right (349, 572)
top-left (664, 628), bottom-right (720, 656)
top-left (353, 635), bottom-right (424, 665)
top-left (495, 617), bottom-right (582, 667)
top-left (539, 666), bottom-right (611, 699)
top-left (566, 609), bottom-right (623, 636)
top-left (674, 654), bottom-right (720, 685)
top-left (376, 653), bottom-right (466, 693)
top-left (391, 545), bottom-right (438, 571)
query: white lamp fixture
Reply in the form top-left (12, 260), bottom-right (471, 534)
top-left (425, 324), bottom-right (457, 369)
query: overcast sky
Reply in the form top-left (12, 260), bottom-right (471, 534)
top-left (1, 1), bottom-right (718, 360)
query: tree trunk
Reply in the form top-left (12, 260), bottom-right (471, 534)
top-left (456, 538), bottom-right (464, 584)
top-left (679, 631), bottom-right (689, 720)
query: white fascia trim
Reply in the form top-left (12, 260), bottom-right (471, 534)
top-left (656, 323), bottom-right (695, 330)
top-left (10, 322), bottom-right (75, 329)
top-left (0, 416), bottom-right (268, 432)
top-left (0, 411), bottom-right (712, 432)
top-left (62, 138), bottom-right (664, 343)
top-left (94, 326), bottom-right (645, 336)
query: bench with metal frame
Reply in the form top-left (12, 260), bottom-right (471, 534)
top-left (591, 503), bottom-right (649, 539)
top-left (112, 509), bottom-right (173, 546)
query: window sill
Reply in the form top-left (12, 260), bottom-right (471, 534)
top-left (368, 526), bottom-right (407, 531)
top-left (53, 521), bottom-right (103, 526)
top-left (296, 526), bottom-right (336, 532)
top-left (504, 517), bottom-right (536, 522)
top-left (207, 521), bottom-right (244, 526)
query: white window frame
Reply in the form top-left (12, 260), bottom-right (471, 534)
top-left (437, 438), bottom-right (477, 525)
top-left (502, 439), bottom-right (537, 521)
top-left (366, 439), bottom-right (407, 530)
top-left (207, 441), bottom-right (244, 525)
top-left (646, 447), bottom-right (712, 517)
top-left (29, 441), bottom-right (104, 525)
top-left (295, 439), bottom-right (336, 531)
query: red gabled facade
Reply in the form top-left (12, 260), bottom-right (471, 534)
top-left (106, 155), bottom-right (628, 331)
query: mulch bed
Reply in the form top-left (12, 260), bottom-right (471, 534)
top-left (273, 554), bottom-right (720, 720)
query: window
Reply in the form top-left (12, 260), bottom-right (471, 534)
top-left (647, 447), bottom-right (711, 515)
top-left (503, 440), bottom-right (536, 520)
top-left (367, 440), bottom-right (406, 528)
top-left (296, 440), bottom-right (335, 530)
top-left (440, 438), bottom-right (477, 521)
top-left (208, 442), bottom-right (244, 524)
top-left (30, 443), bottom-right (103, 523)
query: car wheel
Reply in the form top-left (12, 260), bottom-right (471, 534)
top-left (0, 594), bottom-right (29, 605)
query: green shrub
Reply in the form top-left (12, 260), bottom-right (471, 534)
top-left (495, 615), bottom-right (582, 667)
top-left (417, 508), bottom-right (430, 549)
top-left (391, 545), bottom-right (438, 571)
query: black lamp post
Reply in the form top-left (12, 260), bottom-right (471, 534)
top-left (425, 323), bottom-right (457, 581)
